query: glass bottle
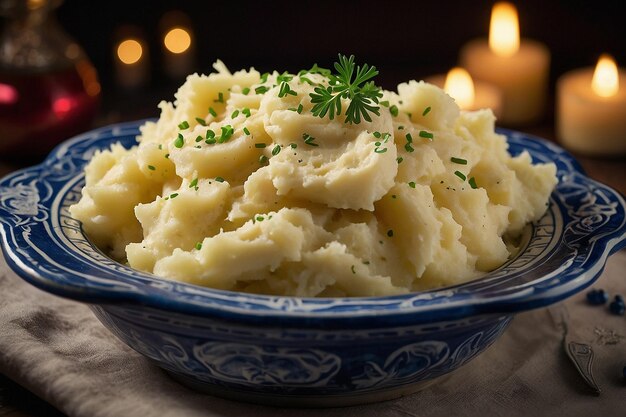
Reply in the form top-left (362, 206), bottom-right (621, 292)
top-left (0, 0), bottom-right (100, 162)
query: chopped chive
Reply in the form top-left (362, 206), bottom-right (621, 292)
top-left (195, 117), bottom-right (207, 126)
top-left (422, 106), bottom-right (432, 116)
top-left (259, 155), bottom-right (268, 164)
top-left (302, 133), bottom-right (318, 147)
top-left (379, 100), bottom-right (390, 107)
top-left (389, 105), bottom-right (399, 117)
top-left (195, 242), bottom-right (202, 250)
top-left (195, 135), bottom-right (203, 142)
top-left (178, 121), bottom-right (189, 130)
top-left (351, 265), bottom-right (356, 274)
top-left (174, 134), bottom-right (184, 148)
top-left (214, 92), bottom-right (224, 103)
top-left (419, 130), bottom-right (434, 140)
top-left (189, 178), bottom-right (198, 188)
top-left (255, 86), bottom-right (270, 94)
top-left (387, 229), bottom-right (394, 237)
top-left (408, 181), bottom-right (416, 188)
top-left (260, 72), bottom-right (269, 83)
top-left (208, 107), bottom-right (217, 117)
top-left (158, 144), bottom-right (162, 150)
top-left (242, 87), bottom-right (250, 95)
top-left (277, 71), bottom-right (293, 83)
top-left (206, 129), bottom-right (215, 139)
top-left (469, 177), bottom-right (478, 189)
top-left (278, 81), bottom-right (297, 98)
top-left (297, 103), bottom-right (303, 114)
top-left (231, 110), bottom-right (240, 118)
top-left (215, 176), bottom-right (225, 183)
top-left (170, 193), bottom-right (179, 199)
top-left (290, 143), bottom-right (297, 149)
top-left (147, 165), bottom-right (155, 171)
top-left (242, 108), bottom-right (251, 117)
top-left (373, 131), bottom-right (382, 139)
top-left (374, 136), bottom-right (391, 153)
top-left (398, 125), bottom-right (404, 130)
top-left (404, 143), bottom-right (414, 152)
top-left (405, 133), bottom-right (413, 143)
top-left (165, 153), bottom-right (170, 159)
top-left (218, 125), bottom-right (234, 143)
top-left (243, 127), bottom-right (251, 136)
top-left (454, 171), bottom-right (467, 181)
top-left (256, 215), bottom-right (264, 222)
top-left (451, 157), bottom-right (467, 165)
top-left (255, 143), bottom-right (266, 148)
top-left (272, 144), bottom-right (281, 156)
top-left (396, 157), bottom-right (403, 164)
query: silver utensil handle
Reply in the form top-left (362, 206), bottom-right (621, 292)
top-left (549, 304), bottom-right (601, 395)
top-left (564, 340), bottom-right (601, 395)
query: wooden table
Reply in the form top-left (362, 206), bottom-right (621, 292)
top-left (0, 123), bottom-right (624, 417)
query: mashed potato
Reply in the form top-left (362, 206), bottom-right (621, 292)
top-left (70, 60), bottom-right (557, 297)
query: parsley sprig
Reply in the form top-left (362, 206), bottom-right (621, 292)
top-left (309, 54), bottom-right (383, 124)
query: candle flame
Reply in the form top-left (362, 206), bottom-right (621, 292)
top-left (164, 28), bottom-right (192, 54)
top-left (444, 67), bottom-right (475, 109)
top-left (591, 54), bottom-right (619, 98)
top-left (489, 2), bottom-right (520, 57)
top-left (117, 39), bottom-right (143, 65)
top-left (27, 0), bottom-right (45, 10)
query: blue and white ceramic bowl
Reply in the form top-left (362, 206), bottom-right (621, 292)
top-left (1, 120), bottom-right (625, 406)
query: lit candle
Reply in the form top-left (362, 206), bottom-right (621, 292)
top-left (557, 54), bottom-right (626, 155)
top-left (459, 2), bottom-right (550, 125)
top-left (425, 67), bottom-right (503, 118)
top-left (160, 12), bottom-right (196, 79)
top-left (113, 30), bottom-right (149, 90)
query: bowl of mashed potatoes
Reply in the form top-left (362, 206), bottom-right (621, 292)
top-left (1, 58), bottom-right (625, 406)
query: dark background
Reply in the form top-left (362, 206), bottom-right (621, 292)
top-left (53, 0), bottom-right (626, 116)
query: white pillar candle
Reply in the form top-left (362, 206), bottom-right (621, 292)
top-left (459, 2), bottom-right (550, 126)
top-left (426, 68), bottom-right (503, 118)
top-left (557, 54), bottom-right (626, 156)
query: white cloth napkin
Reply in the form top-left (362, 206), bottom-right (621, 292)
top-left (1, 250), bottom-right (624, 417)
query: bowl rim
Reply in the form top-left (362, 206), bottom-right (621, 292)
top-left (1, 120), bottom-right (625, 327)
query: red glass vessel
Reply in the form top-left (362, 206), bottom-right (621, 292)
top-left (0, 0), bottom-right (100, 162)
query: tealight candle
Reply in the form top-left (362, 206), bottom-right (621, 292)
top-left (160, 12), bottom-right (196, 79)
top-left (460, 2), bottom-right (550, 125)
top-left (113, 27), bottom-right (149, 90)
top-left (426, 67), bottom-right (503, 118)
top-left (557, 54), bottom-right (626, 155)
